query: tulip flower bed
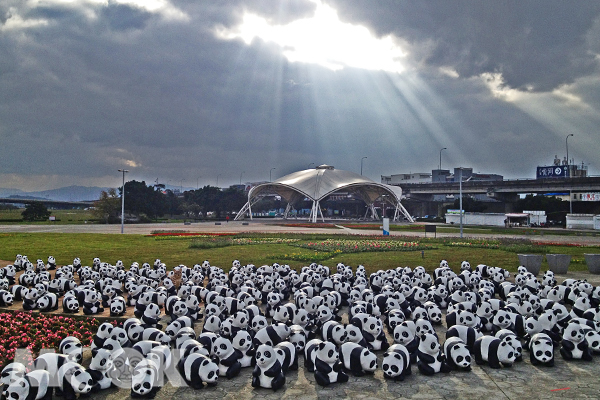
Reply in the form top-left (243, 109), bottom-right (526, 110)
top-left (294, 239), bottom-right (431, 253)
top-left (231, 238), bottom-right (300, 245)
top-left (0, 311), bottom-right (109, 370)
top-left (444, 241), bottom-right (500, 249)
top-left (269, 250), bottom-right (343, 262)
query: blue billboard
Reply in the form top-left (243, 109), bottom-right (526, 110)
top-left (536, 166), bottom-right (569, 179)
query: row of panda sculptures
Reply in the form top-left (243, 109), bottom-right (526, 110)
top-left (2, 255), bottom-right (600, 399)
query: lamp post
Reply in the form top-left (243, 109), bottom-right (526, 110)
top-left (439, 147), bottom-right (447, 170)
top-left (566, 134), bottom-right (574, 167)
top-left (458, 167), bottom-right (463, 238)
top-left (196, 176), bottom-right (202, 190)
top-left (270, 167), bottom-right (276, 182)
top-left (239, 171), bottom-right (245, 185)
top-left (216, 174), bottom-right (221, 187)
top-left (117, 169), bottom-right (129, 234)
top-left (180, 179), bottom-right (185, 194)
top-left (361, 157), bottom-right (367, 175)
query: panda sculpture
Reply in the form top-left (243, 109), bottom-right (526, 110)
top-left (109, 296), bottom-right (127, 317)
top-left (495, 329), bottom-right (523, 362)
top-left (131, 358), bottom-right (160, 398)
top-left (177, 353), bottom-right (219, 389)
top-left (528, 333), bottom-right (554, 366)
top-left (232, 330), bottom-right (255, 368)
top-left (62, 294), bottom-right (79, 314)
top-left (212, 336), bottom-right (242, 379)
top-left (3, 370), bottom-right (52, 400)
top-left (442, 337), bottom-right (471, 371)
top-left (253, 323), bottom-right (290, 347)
top-left (382, 344), bottom-right (411, 381)
top-left (55, 361), bottom-right (94, 400)
top-left (393, 321), bottom-right (419, 363)
top-left (321, 321), bottom-right (348, 346)
top-left (164, 317), bottom-right (194, 341)
top-left (0, 290), bottom-right (14, 307)
top-left (1, 362), bottom-right (27, 390)
top-left (252, 344), bottom-right (285, 390)
top-left (36, 293), bottom-right (59, 312)
top-left (311, 340), bottom-right (348, 386)
top-left (417, 333), bottom-right (450, 375)
top-left (275, 341), bottom-right (297, 373)
top-left (560, 322), bottom-right (593, 361)
top-left (59, 337), bottom-right (83, 364)
top-left (339, 342), bottom-right (377, 376)
top-left (87, 348), bottom-right (114, 391)
top-left (473, 336), bottom-right (516, 369)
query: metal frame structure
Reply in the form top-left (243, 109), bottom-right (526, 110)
top-left (235, 165), bottom-right (414, 222)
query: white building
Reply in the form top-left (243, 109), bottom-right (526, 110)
top-left (566, 214), bottom-right (600, 230)
top-left (381, 173), bottom-right (432, 185)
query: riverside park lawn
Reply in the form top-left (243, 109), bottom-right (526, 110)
top-left (0, 232), bottom-right (598, 274)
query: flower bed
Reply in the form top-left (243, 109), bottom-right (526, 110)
top-left (293, 239), bottom-right (431, 253)
top-left (269, 250), bottom-right (342, 262)
top-left (276, 223), bottom-right (338, 229)
top-left (444, 241), bottom-right (500, 249)
top-left (0, 311), bottom-right (109, 370)
top-left (231, 238), bottom-right (300, 245)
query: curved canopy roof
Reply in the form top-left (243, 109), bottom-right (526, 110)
top-left (247, 165), bottom-right (403, 205)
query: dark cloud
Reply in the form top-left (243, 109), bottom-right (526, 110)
top-left (0, 0), bottom-right (598, 190)
top-left (324, 0), bottom-right (600, 91)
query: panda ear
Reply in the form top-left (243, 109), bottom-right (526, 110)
top-left (318, 342), bottom-right (326, 350)
top-left (91, 348), bottom-right (98, 358)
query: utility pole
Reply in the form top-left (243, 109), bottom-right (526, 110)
top-left (118, 169), bottom-right (129, 234)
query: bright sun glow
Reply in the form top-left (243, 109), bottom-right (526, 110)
top-left (216, 0), bottom-right (405, 73)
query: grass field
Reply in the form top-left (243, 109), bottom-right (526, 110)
top-left (0, 209), bottom-right (96, 224)
top-left (1, 232), bottom-right (598, 274)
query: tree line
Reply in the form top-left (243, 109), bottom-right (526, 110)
top-left (92, 180), bottom-right (247, 223)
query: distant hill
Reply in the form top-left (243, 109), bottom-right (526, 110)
top-left (0, 186), bottom-right (111, 202)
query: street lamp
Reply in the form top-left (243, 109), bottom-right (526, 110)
top-left (117, 169), bottom-right (129, 234)
top-left (270, 167), bottom-right (276, 182)
top-left (566, 134), bottom-right (574, 167)
top-left (180, 179), bottom-right (185, 194)
top-left (196, 176), bottom-right (202, 190)
top-left (239, 171), bottom-right (245, 185)
top-left (439, 147), bottom-right (447, 170)
top-left (216, 174), bottom-right (221, 187)
top-left (361, 157), bottom-right (367, 175)
top-left (458, 167), bottom-right (463, 238)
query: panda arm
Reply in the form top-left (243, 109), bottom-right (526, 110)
top-left (263, 362), bottom-right (282, 377)
top-left (314, 358), bottom-right (333, 374)
top-left (418, 352), bottom-right (435, 364)
top-left (220, 354), bottom-right (238, 367)
top-left (252, 364), bottom-right (261, 377)
top-left (561, 340), bottom-right (575, 351)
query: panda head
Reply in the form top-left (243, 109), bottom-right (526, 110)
top-left (585, 330), bottom-right (600, 352)
top-left (172, 301), bottom-right (188, 318)
top-left (60, 337), bottom-right (83, 363)
top-left (131, 361), bottom-right (157, 396)
top-left (330, 324), bottom-right (348, 344)
top-left (65, 365), bottom-right (93, 394)
top-left (145, 304), bottom-right (161, 319)
top-left (111, 327), bottom-right (129, 346)
top-left (255, 344), bottom-right (277, 368)
top-left (110, 297), bottom-right (126, 316)
top-left (89, 347), bottom-right (113, 371)
top-left (232, 330), bottom-right (252, 352)
top-left (530, 333), bottom-right (554, 363)
top-left (316, 341), bottom-right (338, 363)
top-left (273, 306), bottom-right (289, 323)
top-left (564, 323), bottom-right (585, 343)
top-left (251, 315), bottom-right (268, 332)
top-left (1, 291), bottom-right (14, 306)
top-left (1, 363), bottom-right (27, 386)
top-left (412, 307), bottom-right (428, 321)
top-left (185, 295), bottom-right (199, 310)
top-left (3, 377), bottom-right (31, 400)
top-left (232, 311), bottom-right (248, 328)
top-left (415, 319), bottom-right (435, 337)
top-left (97, 322), bottom-right (114, 339)
top-left (359, 347), bottom-right (377, 372)
top-left (220, 318), bottom-right (234, 338)
top-left (419, 333), bottom-right (440, 355)
top-left (289, 327), bottom-right (307, 351)
top-left (195, 355), bottom-right (218, 383)
top-left (213, 337), bottom-right (233, 359)
top-left (382, 351), bottom-right (405, 378)
top-left (449, 342), bottom-right (471, 368)
top-left (63, 296), bottom-right (79, 312)
top-left (393, 321), bottom-right (416, 345)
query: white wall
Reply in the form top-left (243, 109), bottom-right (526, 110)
top-left (445, 213), bottom-right (506, 226)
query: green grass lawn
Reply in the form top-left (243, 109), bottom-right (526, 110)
top-left (1, 232), bottom-right (598, 275)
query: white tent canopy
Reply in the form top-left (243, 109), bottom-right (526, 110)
top-left (235, 165), bottom-right (414, 222)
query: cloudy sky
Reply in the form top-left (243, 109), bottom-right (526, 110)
top-left (1, 0), bottom-right (599, 191)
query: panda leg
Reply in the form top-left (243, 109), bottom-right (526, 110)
top-left (41, 387), bottom-right (54, 400)
top-left (337, 371), bottom-right (349, 383)
top-left (560, 348), bottom-right (572, 360)
top-left (314, 371), bottom-right (330, 387)
top-left (225, 362), bottom-right (242, 379)
top-left (582, 349), bottom-right (593, 362)
top-left (272, 374), bottom-right (285, 391)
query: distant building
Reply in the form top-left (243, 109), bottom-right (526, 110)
top-left (381, 172), bottom-right (432, 185)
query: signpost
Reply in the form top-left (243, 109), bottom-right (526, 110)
top-left (382, 218), bottom-right (390, 236)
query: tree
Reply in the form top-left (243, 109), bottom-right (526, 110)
top-left (92, 188), bottom-right (120, 223)
top-left (21, 202), bottom-right (51, 221)
top-left (120, 180), bottom-right (169, 219)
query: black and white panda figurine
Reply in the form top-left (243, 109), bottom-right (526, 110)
top-left (417, 333), bottom-right (450, 375)
top-left (473, 335), bottom-right (517, 369)
top-left (252, 344), bottom-right (285, 390)
top-left (56, 361), bottom-right (94, 400)
top-left (495, 329), bottom-right (523, 362)
top-left (321, 321), bottom-right (348, 346)
top-left (529, 333), bottom-right (554, 366)
top-left (22, 288), bottom-right (39, 311)
top-left (288, 325), bottom-right (308, 353)
top-left (442, 337), bottom-right (472, 371)
top-left (339, 342), bottom-right (377, 376)
top-left (177, 353), bottom-right (219, 389)
top-left (62, 294), bottom-right (80, 313)
top-left (92, 323), bottom-right (114, 350)
top-left (312, 341), bottom-right (348, 386)
top-left (131, 358), bottom-right (160, 398)
top-left (59, 336), bottom-right (83, 364)
top-left (232, 330), bottom-right (255, 368)
top-left (36, 293), bottom-right (59, 312)
top-left (123, 318), bottom-right (145, 344)
top-left (382, 344), bottom-right (411, 381)
top-left (560, 322), bottom-right (593, 361)
top-left (164, 316), bottom-right (194, 341)
top-left (3, 370), bottom-right (52, 400)
top-left (1, 362), bottom-right (27, 390)
top-left (82, 289), bottom-right (103, 315)
top-left (253, 323), bottom-right (291, 347)
top-left (445, 324), bottom-right (481, 351)
top-left (212, 336), bottom-right (242, 379)
top-left (109, 296), bottom-right (127, 317)
top-left (88, 348), bottom-right (114, 391)
top-left (275, 341), bottom-right (297, 373)
top-left (0, 290), bottom-right (14, 307)
top-left (140, 304), bottom-right (162, 329)
top-left (393, 321), bottom-right (419, 363)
